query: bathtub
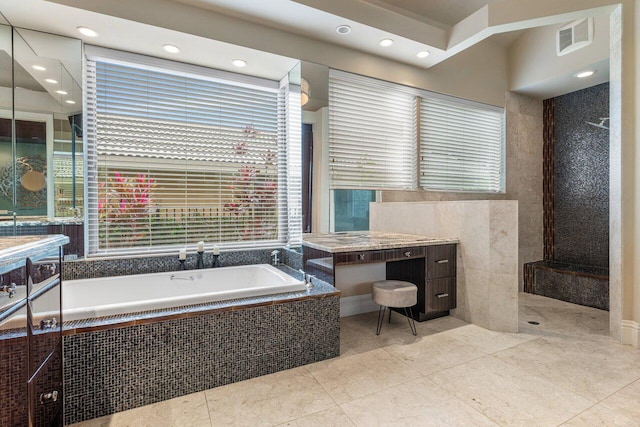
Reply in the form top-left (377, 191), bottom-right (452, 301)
top-left (63, 264), bottom-right (306, 322)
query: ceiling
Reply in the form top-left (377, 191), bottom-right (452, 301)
top-left (0, 0), bottom-right (299, 82)
top-left (366, 0), bottom-right (501, 27)
top-left (0, 0), bottom-right (611, 103)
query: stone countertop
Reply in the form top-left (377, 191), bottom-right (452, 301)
top-left (302, 231), bottom-right (458, 253)
top-left (0, 235), bottom-right (69, 275)
top-left (0, 218), bottom-right (84, 226)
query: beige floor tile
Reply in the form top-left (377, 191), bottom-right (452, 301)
top-left (341, 311), bottom-right (436, 350)
top-left (277, 406), bottom-right (356, 426)
top-left (519, 294), bottom-right (609, 338)
top-left (435, 324), bottom-right (537, 354)
top-left (420, 315), bottom-right (469, 332)
top-left (71, 392), bottom-right (211, 427)
top-left (429, 355), bottom-right (594, 426)
top-left (561, 403), bottom-right (639, 426)
top-left (306, 347), bottom-right (420, 404)
top-left (204, 366), bottom-right (334, 427)
top-left (493, 335), bottom-right (640, 402)
top-left (599, 379), bottom-right (640, 419)
top-left (383, 329), bottom-right (488, 376)
top-left (340, 377), bottom-right (499, 427)
top-left (519, 292), bottom-right (583, 309)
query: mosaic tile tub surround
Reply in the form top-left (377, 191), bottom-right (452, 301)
top-left (64, 293), bottom-right (340, 424)
top-left (62, 249), bottom-right (337, 425)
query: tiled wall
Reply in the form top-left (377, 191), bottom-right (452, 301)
top-left (63, 247), bottom-right (303, 281)
top-left (553, 83), bottom-right (609, 267)
top-left (64, 296), bottom-right (340, 425)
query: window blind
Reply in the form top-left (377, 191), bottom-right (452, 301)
top-left (420, 94), bottom-right (505, 192)
top-left (328, 69), bottom-right (417, 190)
top-left (85, 47), bottom-right (300, 256)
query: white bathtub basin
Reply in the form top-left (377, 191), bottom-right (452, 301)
top-left (63, 264), bottom-right (305, 322)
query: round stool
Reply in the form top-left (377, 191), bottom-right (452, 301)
top-left (372, 280), bottom-right (417, 336)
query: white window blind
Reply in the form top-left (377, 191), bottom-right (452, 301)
top-left (420, 94), bottom-right (505, 192)
top-left (85, 47), bottom-right (301, 256)
top-left (329, 69), bottom-right (417, 190)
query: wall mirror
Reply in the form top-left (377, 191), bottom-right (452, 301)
top-left (0, 27), bottom-right (83, 249)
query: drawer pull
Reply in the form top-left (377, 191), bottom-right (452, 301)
top-left (404, 251), bottom-right (411, 257)
top-left (40, 390), bottom-right (58, 404)
top-left (436, 259), bottom-right (449, 264)
top-left (40, 317), bottom-right (58, 330)
top-left (436, 293), bottom-right (449, 298)
top-left (358, 254), bottom-right (366, 260)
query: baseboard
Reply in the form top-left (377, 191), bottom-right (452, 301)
top-left (340, 294), bottom-right (379, 317)
top-left (621, 320), bottom-right (640, 348)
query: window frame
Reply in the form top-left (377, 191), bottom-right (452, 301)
top-left (84, 46), bottom-right (301, 257)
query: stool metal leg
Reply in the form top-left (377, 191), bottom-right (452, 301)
top-left (389, 307), bottom-right (392, 323)
top-left (404, 307), bottom-right (417, 336)
top-left (376, 305), bottom-right (386, 335)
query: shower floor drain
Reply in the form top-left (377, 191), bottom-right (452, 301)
top-left (527, 321), bottom-right (540, 325)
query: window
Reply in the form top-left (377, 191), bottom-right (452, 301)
top-left (85, 47), bottom-right (301, 256)
top-left (327, 69), bottom-right (505, 195)
top-left (328, 69), bottom-right (417, 190)
top-left (419, 94), bottom-right (505, 192)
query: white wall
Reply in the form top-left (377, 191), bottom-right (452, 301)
top-left (510, 14), bottom-right (610, 98)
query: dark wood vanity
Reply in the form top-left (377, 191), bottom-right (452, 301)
top-left (303, 232), bottom-right (458, 321)
top-left (0, 235), bottom-right (68, 427)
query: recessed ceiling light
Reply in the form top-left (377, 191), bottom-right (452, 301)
top-left (32, 65), bottom-right (46, 71)
top-left (56, 90), bottom-right (68, 95)
top-left (77, 26), bottom-right (98, 38)
top-left (336, 25), bottom-right (351, 35)
top-left (232, 59), bottom-right (247, 68)
top-left (45, 79), bottom-right (58, 84)
top-left (575, 70), bottom-right (595, 78)
top-left (416, 51), bottom-right (430, 58)
top-left (162, 44), bottom-right (180, 54)
top-left (65, 100), bottom-right (76, 104)
top-left (379, 38), bottom-right (394, 47)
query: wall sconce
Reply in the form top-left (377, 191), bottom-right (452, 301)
top-left (301, 77), bottom-right (310, 106)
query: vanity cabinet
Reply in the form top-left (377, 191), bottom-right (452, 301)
top-left (424, 244), bottom-right (457, 315)
top-left (302, 233), bottom-right (458, 323)
top-left (0, 236), bottom-right (67, 427)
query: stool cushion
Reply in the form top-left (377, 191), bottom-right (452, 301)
top-left (372, 280), bottom-right (417, 308)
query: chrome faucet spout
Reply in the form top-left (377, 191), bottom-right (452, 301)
top-left (0, 282), bottom-right (17, 298)
top-left (270, 250), bottom-right (280, 266)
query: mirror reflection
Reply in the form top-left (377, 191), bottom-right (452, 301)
top-left (0, 28), bottom-right (82, 223)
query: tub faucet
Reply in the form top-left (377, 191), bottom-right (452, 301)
top-left (270, 250), bottom-right (280, 266)
top-left (0, 281), bottom-right (17, 298)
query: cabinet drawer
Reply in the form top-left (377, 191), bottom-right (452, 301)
top-left (335, 246), bottom-right (426, 266)
top-left (334, 250), bottom-right (385, 265)
top-left (426, 244), bottom-right (457, 279)
top-left (425, 277), bottom-right (456, 313)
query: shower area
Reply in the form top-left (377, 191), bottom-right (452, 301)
top-left (524, 83), bottom-right (610, 311)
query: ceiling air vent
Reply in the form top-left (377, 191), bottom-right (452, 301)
top-left (557, 18), bottom-right (593, 56)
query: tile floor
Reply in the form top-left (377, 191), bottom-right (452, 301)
top-left (72, 293), bottom-right (640, 426)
